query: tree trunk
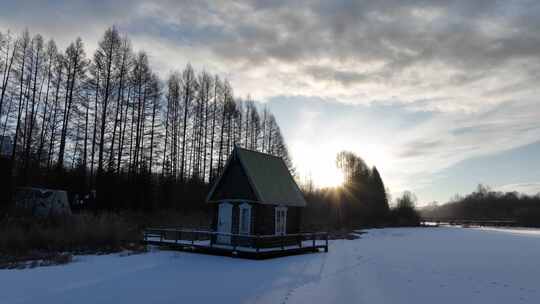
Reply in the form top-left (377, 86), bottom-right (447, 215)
top-left (11, 36), bottom-right (29, 167)
top-left (89, 70), bottom-right (99, 182)
top-left (97, 41), bottom-right (114, 175)
top-left (47, 67), bottom-right (62, 169)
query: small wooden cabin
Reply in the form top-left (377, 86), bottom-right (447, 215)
top-left (206, 147), bottom-right (306, 245)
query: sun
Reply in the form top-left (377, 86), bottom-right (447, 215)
top-left (317, 167), bottom-right (345, 188)
top-left (292, 143), bottom-right (348, 189)
top-left (312, 165), bottom-right (345, 188)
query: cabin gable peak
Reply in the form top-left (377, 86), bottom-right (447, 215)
top-left (206, 147), bottom-right (306, 207)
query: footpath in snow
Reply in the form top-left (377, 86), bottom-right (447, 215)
top-left (1, 227), bottom-right (539, 304)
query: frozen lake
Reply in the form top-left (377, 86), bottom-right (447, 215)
top-left (2, 227), bottom-right (540, 304)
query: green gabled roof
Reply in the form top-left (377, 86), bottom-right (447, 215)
top-left (207, 147), bottom-right (307, 207)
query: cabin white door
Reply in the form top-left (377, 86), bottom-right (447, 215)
top-left (217, 202), bottom-right (233, 244)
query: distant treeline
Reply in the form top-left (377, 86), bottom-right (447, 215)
top-left (421, 184), bottom-right (540, 227)
top-left (301, 151), bottom-right (420, 229)
top-left (0, 26), bottom-right (291, 214)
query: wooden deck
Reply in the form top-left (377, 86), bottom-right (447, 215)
top-left (142, 228), bottom-right (329, 259)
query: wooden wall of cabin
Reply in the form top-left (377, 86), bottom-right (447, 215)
top-left (253, 205), bottom-right (303, 235)
top-left (286, 206), bottom-right (302, 234)
top-left (210, 201), bottom-right (256, 246)
top-left (208, 158), bottom-right (258, 202)
top-left (254, 204), bottom-right (273, 235)
top-left (210, 202), bottom-right (256, 235)
top-left (211, 202), bottom-right (303, 236)
top-left (254, 205), bottom-right (303, 248)
top-left (210, 204), bottom-right (218, 231)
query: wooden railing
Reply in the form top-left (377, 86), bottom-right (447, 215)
top-left (143, 228), bottom-right (329, 253)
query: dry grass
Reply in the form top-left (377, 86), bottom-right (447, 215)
top-left (0, 212), bottom-right (144, 268)
top-left (0, 210), bottom-right (210, 268)
top-left (1, 252), bottom-right (73, 269)
top-left (0, 213), bottom-right (141, 255)
top-left (132, 210), bottom-right (211, 229)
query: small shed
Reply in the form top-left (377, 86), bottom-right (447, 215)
top-left (14, 187), bottom-right (71, 217)
top-left (206, 147), bottom-right (306, 244)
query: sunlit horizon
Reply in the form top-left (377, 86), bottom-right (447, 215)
top-left (2, 0), bottom-right (539, 204)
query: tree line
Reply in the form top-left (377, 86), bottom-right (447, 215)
top-left (0, 27), bottom-right (291, 213)
top-left (301, 151), bottom-right (422, 229)
top-left (421, 184), bottom-right (540, 227)
top-left (301, 151), bottom-right (393, 229)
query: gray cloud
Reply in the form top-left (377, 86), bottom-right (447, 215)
top-left (399, 139), bottom-right (445, 158)
top-left (3, 1), bottom-right (540, 90)
top-left (169, 1), bottom-right (539, 73)
top-left (110, 0), bottom-right (540, 106)
top-left (304, 65), bottom-right (372, 86)
top-left (0, 0), bottom-right (137, 49)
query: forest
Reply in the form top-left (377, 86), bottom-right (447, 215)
top-left (0, 25), bottom-right (416, 255)
top-left (0, 26), bottom-right (421, 260)
top-left (0, 27), bottom-right (291, 215)
top-left (421, 184), bottom-right (540, 227)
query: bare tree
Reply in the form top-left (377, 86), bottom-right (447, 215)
top-left (0, 26), bottom-right (293, 213)
top-left (36, 39), bottom-right (58, 164)
top-left (57, 37), bottom-right (86, 169)
top-left (179, 64), bottom-right (196, 183)
top-left (108, 36), bottom-right (131, 171)
top-left (94, 27), bottom-right (120, 175)
top-left (11, 30), bottom-right (31, 165)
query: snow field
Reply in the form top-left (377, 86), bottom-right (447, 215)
top-left (1, 227), bottom-right (539, 304)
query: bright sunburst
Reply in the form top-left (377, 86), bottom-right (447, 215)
top-left (316, 166), bottom-right (345, 188)
top-left (293, 143), bottom-right (347, 189)
top-left (291, 141), bottom-right (391, 190)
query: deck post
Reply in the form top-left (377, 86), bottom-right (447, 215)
top-left (312, 233), bottom-right (315, 250)
top-left (160, 230), bottom-right (163, 242)
top-left (299, 235), bottom-right (302, 248)
top-left (233, 234), bottom-right (237, 251)
top-left (281, 234), bottom-right (285, 250)
top-left (325, 233), bottom-right (328, 252)
top-left (192, 230), bottom-right (195, 246)
top-left (255, 235), bottom-right (259, 253)
top-left (176, 230), bottom-right (179, 244)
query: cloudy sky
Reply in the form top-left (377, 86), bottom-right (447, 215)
top-left (2, 0), bottom-right (539, 204)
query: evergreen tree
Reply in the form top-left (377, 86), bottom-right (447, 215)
top-left (371, 166), bottom-right (389, 220)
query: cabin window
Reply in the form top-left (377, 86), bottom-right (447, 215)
top-left (239, 203), bottom-right (251, 235)
top-left (275, 206), bottom-right (287, 235)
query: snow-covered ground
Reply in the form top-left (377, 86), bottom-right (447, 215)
top-left (2, 227), bottom-right (540, 304)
